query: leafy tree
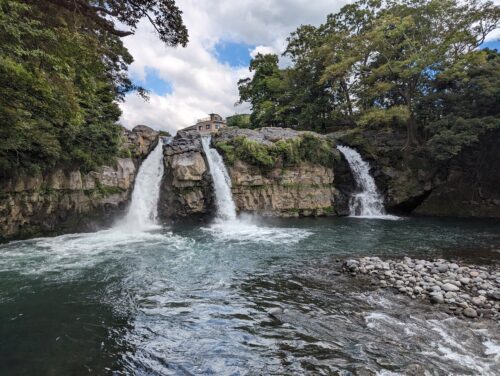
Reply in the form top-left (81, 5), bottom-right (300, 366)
top-left (226, 114), bottom-right (251, 128)
top-left (236, 0), bottom-right (499, 156)
top-left (0, 0), bottom-right (187, 177)
top-left (237, 54), bottom-right (289, 128)
top-left (358, 0), bottom-right (499, 147)
top-left (425, 49), bottom-right (500, 159)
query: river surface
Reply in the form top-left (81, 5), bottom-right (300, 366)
top-left (1, 216), bottom-right (500, 375)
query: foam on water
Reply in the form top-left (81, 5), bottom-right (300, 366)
top-left (365, 309), bottom-right (500, 375)
top-left (202, 215), bottom-right (312, 244)
top-left (0, 229), bottom-right (187, 277)
top-left (201, 137), bottom-right (312, 244)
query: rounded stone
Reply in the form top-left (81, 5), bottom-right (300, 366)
top-left (463, 307), bottom-right (478, 318)
top-left (430, 293), bottom-right (444, 304)
top-left (442, 283), bottom-right (460, 292)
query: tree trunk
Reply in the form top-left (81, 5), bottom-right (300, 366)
top-left (340, 79), bottom-right (353, 118)
top-left (401, 88), bottom-right (419, 150)
top-left (405, 115), bottom-right (419, 149)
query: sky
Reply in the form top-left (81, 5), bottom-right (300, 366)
top-left (119, 0), bottom-right (500, 135)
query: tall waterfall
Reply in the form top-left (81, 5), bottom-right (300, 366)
top-left (337, 145), bottom-right (391, 218)
top-left (118, 139), bottom-right (164, 231)
top-left (201, 136), bottom-right (237, 221)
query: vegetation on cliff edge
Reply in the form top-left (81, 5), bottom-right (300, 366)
top-left (215, 133), bottom-right (335, 168)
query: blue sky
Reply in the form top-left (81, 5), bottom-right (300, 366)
top-left (131, 40), bottom-right (256, 97)
top-left (482, 40), bottom-right (500, 50)
top-left (214, 40), bottom-right (256, 68)
top-left (135, 67), bottom-right (174, 96)
top-left (134, 38), bottom-right (500, 97)
top-left (119, 0), bottom-right (500, 135)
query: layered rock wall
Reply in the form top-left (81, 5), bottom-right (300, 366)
top-left (160, 127), bottom-right (349, 219)
top-left (0, 125), bottom-right (159, 240)
top-left (159, 131), bottom-right (213, 218)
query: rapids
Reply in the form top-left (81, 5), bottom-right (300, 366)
top-left (1, 217), bottom-right (499, 375)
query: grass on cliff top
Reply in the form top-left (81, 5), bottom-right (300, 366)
top-left (215, 133), bottom-right (335, 168)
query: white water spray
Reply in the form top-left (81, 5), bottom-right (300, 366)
top-left (337, 145), bottom-right (396, 219)
top-left (118, 139), bottom-right (165, 231)
top-left (200, 136), bottom-right (311, 243)
top-left (201, 136), bottom-right (237, 221)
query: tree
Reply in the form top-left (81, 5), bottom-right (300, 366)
top-left (359, 0), bottom-right (500, 147)
top-left (42, 0), bottom-right (188, 46)
top-left (236, 0), bottom-right (500, 154)
top-left (237, 54), bottom-right (289, 128)
top-left (424, 49), bottom-right (500, 159)
top-left (0, 0), bottom-right (188, 177)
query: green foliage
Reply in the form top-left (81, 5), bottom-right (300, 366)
top-left (214, 141), bottom-right (237, 165)
top-left (0, 0), bottom-right (187, 178)
top-left (227, 114), bottom-right (251, 128)
top-left (236, 0), bottom-right (500, 154)
top-left (216, 134), bottom-right (334, 169)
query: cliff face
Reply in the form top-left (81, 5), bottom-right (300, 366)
top-left (333, 128), bottom-right (500, 218)
top-left (159, 131), bottom-right (214, 219)
top-left (228, 159), bottom-right (337, 217)
top-left (413, 129), bottom-right (500, 217)
top-left (160, 127), bottom-right (349, 219)
top-left (0, 125), bottom-right (159, 241)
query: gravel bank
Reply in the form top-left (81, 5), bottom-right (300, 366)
top-left (343, 257), bottom-right (500, 320)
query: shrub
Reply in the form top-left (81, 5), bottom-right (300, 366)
top-left (215, 133), bottom-right (334, 168)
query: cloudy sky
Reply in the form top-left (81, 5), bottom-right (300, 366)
top-left (119, 0), bottom-right (500, 135)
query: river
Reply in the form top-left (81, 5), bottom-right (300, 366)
top-left (1, 216), bottom-right (499, 375)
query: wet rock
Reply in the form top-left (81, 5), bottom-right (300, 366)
top-left (442, 283), bottom-right (460, 292)
top-left (341, 256), bottom-right (499, 320)
top-left (268, 307), bottom-right (283, 319)
top-left (463, 308), bottom-right (478, 318)
top-left (437, 264), bottom-right (448, 273)
top-left (430, 292), bottom-right (444, 304)
top-left (488, 291), bottom-right (500, 301)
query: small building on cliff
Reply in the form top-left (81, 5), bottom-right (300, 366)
top-left (182, 113), bottom-right (227, 134)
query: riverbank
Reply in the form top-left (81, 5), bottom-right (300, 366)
top-left (342, 256), bottom-right (500, 320)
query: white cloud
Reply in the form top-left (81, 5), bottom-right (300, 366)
top-left (250, 45), bottom-right (278, 58)
top-left (119, 0), bottom-right (350, 134)
top-left (121, 0), bottom-right (499, 135)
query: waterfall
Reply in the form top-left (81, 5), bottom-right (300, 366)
top-left (201, 136), bottom-right (237, 221)
top-left (118, 139), bottom-right (165, 231)
top-left (337, 145), bottom-right (392, 218)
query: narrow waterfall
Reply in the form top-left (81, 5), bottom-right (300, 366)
top-left (337, 145), bottom-right (388, 218)
top-left (201, 136), bottom-right (237, 221)
top-left (118, 139), bottom-right (164, 231)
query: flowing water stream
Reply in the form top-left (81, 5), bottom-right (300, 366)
top-left (1, 140), bottom-right (500, 375)
top-left (337, 145), bottom-right (397, 220)
top-left (201, 136), bottom-right (237, 221)
top-left (117, 139), bottom-right (164, 232)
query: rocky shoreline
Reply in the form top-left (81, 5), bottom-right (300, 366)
top-left (343, 257), bottom-right (500, 320)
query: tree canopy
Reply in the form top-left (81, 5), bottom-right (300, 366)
top-left (0, 0), bottom-right (187, 178)
top-left (237, 0), bottom-right (500, 154)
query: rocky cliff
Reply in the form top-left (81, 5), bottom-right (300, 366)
top-left (333, 128), bottom-right (500, 218)
top-left (160, 127), bottom-right (350, 219)
top-left (159, 131), bottom-right (214, 219)
top-left (0, 125), bottom-right (159, 241)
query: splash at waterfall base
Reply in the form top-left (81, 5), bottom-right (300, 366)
top-left (0, 125), bottom-right (160, 241)
top-left (159, 127), bottom-right (353, 222)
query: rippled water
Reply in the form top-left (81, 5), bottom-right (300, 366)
top-left (1, 216), bottom-right (500, 375)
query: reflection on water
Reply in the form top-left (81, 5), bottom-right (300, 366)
top-left (0, 216), bottom-right (500, 375)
